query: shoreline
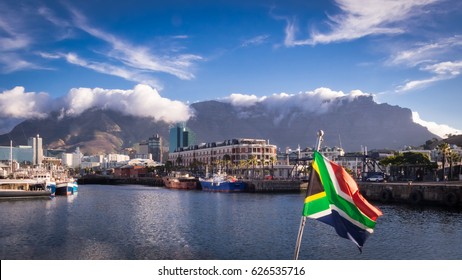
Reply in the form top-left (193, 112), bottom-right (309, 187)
top-left (77, 175), bottom-right (462, 208)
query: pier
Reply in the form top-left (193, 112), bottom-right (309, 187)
top-left (358, 181), bottom-right (462, 207)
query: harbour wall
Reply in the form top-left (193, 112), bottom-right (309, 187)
top-left (244, 180), bottom-right (308, 193)
top-left (77, 175), bottom-right (462, 207)
top-left (77, 176), bottom-right (164, 186)
top-left (358, 181), bottom-right (462, 207)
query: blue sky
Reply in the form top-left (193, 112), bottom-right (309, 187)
top-left (1, 0), bottom-right (461, 137)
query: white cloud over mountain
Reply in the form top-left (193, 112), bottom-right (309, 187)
top-left (1, 84), bottom-right (460, 139)
top-left (64, 84), bottom-right (193, 123)
top-left (0, 85), bottom-right (192, 134)
top-left (224, 87), bottom-right (369, 113)
top-left (412, 112), bottom-right (462, 138)
top-left (0, 86), bottom-right (51, 119)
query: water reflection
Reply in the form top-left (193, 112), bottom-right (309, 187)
top-left (1, 185), bottom-right (461, 260)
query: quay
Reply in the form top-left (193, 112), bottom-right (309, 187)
top-left (77, 175), bottom-right (462, 207)
top-left (358, 181), bottom-right (462, 207)
top-left (0, 179), bottom-right (51, 199)
top-left (77, 175), bottom-right (164, 186)
top-left (244, 179), bottom-right (307, 192)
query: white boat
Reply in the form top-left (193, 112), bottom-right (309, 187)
top-left (55, 179), bottom-right (78, 196)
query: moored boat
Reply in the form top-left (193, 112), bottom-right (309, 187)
top-left (199, 174), bottom-right (246, 192)
top-left (162, 172), bottom-right (199, 190)
top-left (0, 178), bottom-right (55, 198)
top-left (55, 179), bottom-right (78, 196)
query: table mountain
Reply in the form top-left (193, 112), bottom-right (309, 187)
top-left (0, 96), bottom-right (438, 154)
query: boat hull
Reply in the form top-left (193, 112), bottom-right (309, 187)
top-left (55, 181), bottom-right (78, 196)
top-left (200, 180), bottom-right (246, 192)
top-left (162, 177), bottom-right (199, 190)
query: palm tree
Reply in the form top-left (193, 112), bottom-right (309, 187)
top-left (237, 159), bottom-right (247, 179)
top-left (437, 142), bottom-right (451, 181)
top-left (448, 151), bottom-right (461, 180)
top-left (248, 155), bottom-right (258, 179)
top-left (269, 155), bottom-right (277, 178)
top-left (222, 154), bottom-right (231, 174)
top-left (175, 155), bottom-right (183, 169)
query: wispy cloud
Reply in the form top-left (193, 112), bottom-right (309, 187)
top-left (41, 52), bottom-right (164, 89)
top-left (388, 35), bottom-right (462, 67)
top-left (241, 35), bottom-right (270, 47)
top-left (0, 2), bottom-right (202, 87)
top-left (397, 60), bottom-right (462, 91)
top-left (390, 35), bottom-right (462, 91)
top-left (284, 0), bottom-right (439, 46)
top-left (67, 6), bottom-right (202, 81)
top-left (0, 7), bottom-right (38, 73)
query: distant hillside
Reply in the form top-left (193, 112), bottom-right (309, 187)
top-left (0, 96), bottom-right (439, 154)
top-left (0, 109), bottom-right (171, 155)
top-left (187, 96), bottom-right (438, 151)
top-left (446, 134), bottom-right (462, 146)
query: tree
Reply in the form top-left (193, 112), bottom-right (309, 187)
top-left (175, 155), bottom-right (183, 168)
top-left (437, 143), bottom-right (451, 180)
top-left (222, 154), bottom-right (231, 174)
top-left (448, 151), bottom-right (461, 180)
top-left (379, 152), bottom-right (436, 181)
top-left (247, 155), bottom-right (258, 179)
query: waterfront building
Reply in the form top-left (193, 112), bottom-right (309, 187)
top-left (168, 138), bottom-right (277, 176)
top-left (104, 153), bottom-right (130, 168)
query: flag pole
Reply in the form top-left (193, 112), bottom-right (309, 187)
top-left (293, 130), bottom-right (324, 260)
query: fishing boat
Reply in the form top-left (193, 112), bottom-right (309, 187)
top-left (199, 174), bottom-right (246, 192)
top-left (55, 179), bottom-right (78, 196)
top-left (162, 172), bottom-right (199, 190)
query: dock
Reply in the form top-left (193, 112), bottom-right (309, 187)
top-left (77, 175), bottom-right (462, 207)
top-left (0, 190), bottom-right (51, 199)
top-left (244, 179), bottom-right (308, 193)
top-left (0, 179), bottom-right (51, 199)
top-left (358, 181), bottom-right (462, 207)
top-left (77, 175), bottom-right (164, 186)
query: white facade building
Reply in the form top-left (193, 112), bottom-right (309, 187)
top-left (28, 134), bottom-right (43, 166)
top-left (168, 138), bottom-right (277, 167)
top-left (61, 147), bottom-right (83, 168)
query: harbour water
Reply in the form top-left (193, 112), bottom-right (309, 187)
top-left (1, 184), bottom-right (461, 260)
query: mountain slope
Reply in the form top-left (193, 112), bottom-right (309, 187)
top-left (0, 96), bottom-right (439, 154)
top-left (187, 96), bottom-right (437, 151)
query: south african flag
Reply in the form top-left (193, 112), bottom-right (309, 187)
top-left (303, 151), bottom-right (383, 251)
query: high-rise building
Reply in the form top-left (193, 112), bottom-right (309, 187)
top-left (148, 134), bottom-right (163, 162)
top-left (169, 123), bottom-right (194, 153)
top-left (28, 134), bottom-right (43, 166)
